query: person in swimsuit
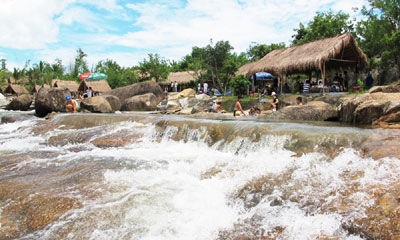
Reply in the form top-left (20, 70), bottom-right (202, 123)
top-left (234, 96), bottom-right (246, 117)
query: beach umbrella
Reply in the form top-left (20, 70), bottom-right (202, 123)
top-left (86, 72), bottom-right (107, 81)
top-left (79, 72), bottom-right (94, 80)
top-left (255, 72), bottom-right (273, 79)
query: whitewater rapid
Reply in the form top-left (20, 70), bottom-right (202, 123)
top-left (0, 113), bottom-right (399, 240)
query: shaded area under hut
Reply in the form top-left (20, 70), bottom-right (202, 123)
top-left (245, 33), bottom-right (368, 94)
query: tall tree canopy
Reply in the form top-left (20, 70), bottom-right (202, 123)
top-left (292, 10), bottom-right (354, 45)
top-left (246, 42), bottom-right (286, 61)
top-left (357, 0), bottom-right (400, 83)
top-left (95, 59), bottom-right (139, 88)
top-left (139, 54), bottom-right (169, 82)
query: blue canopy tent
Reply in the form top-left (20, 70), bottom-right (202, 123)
top-left (250, 72), bottom-right (274, 92)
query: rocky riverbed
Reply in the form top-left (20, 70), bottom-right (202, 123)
top-left (0, 112), bottom-right (400, 239)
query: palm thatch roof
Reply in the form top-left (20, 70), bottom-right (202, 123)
top-left (78, 80), bottom-right (112, 93)
top-left (53, 80), bottom-right (79, 92)
top-left (4, 84), bottom-right (29, 95)
top-left (32, 84), bottom-right (51, 93)
top-left (32, 85), bottom-right (41, 93)
top-left (237, 62), bottom-right (257, 76)
top-left (248, 33), bottom-right (368, 76)
top-left (160, 71), bottom-right (196, 85)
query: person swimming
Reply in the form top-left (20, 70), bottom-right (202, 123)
top-left (65, 95), bottom-right (76, 113)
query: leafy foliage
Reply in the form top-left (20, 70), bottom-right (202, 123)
top-left (138, 54), bottom-right (169, 82)
top-left (95, 59), bottom-right (139, 88)
top-left (357, 0), bottom-right (400, 83)
top-left (292, 10), bottom-right (354, 45)
top-left (246, 42), bottom-right (286, 61)
top-left (230, 74), bottom-right (251, 96)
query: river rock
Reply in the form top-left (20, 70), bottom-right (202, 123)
top-left (195, 94), bottom-right (210, 101)
top-left (265, 101), bottom-right (338, 121)
top-left (179, 88), bottom-right (196, 98)
top-left (1, 114), bottom-right (34, 124)
top-left (80, 96), bottom-right (113, 113)
top-left (35, 88), bottom-right (70, 117)
top-left (122, 93), bottom-right (159, 111)
top-left (106, 81), bottom-right (164, 103)
top-left (339, 92), bottom-right (400, 125)
top-left (165, 100), bottom-right (182, 112)
top-left (368, 81), bottom-right (400, 93)
top-left (315, 94), bottom-right (348, 107)
top-left (103, 95), bottom-right (121, 112)
top-left (0, 93), bottom-right (7, 107)
top-left (6, 95), bottom-right (32, 111)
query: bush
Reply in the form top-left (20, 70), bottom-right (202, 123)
top-left (229, 75), bottom-right (250, 96)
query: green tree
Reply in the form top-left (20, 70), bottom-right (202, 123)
top-left (357, 0), bottom-right (400, 83)
top-left (95, 59), bottom-right (139, 88)
top-left (73, 48), bottom-right (89, 78)
top-left (246, 42), bottom-right (286, 61)
top-left (190, 40), bottom-right (242, 94)
top-left (139, 53), bottom-right (169, 82)
top-left (1, 59), bottom-right (6, 70)
top-left (230, 74), bottom-right (251, 96)
top-left (292, 10), bottom-right (354, 45)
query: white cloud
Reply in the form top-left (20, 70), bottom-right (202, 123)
top-left (0, 0), bottom-right (73, 49)
top-left (122, 0), bottom-right (369, 55)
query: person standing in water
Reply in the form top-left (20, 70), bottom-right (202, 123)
top-left (271, 92), bottom-right (279, 112)
top-left (65, 95), bottom-right (76, 113)
top-left (234, 96), bottom-right (246, 117)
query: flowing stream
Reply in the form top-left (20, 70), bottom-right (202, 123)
top-left (0, 112), bottom-right (399, 240)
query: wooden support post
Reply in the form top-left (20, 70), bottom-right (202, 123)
top-left (321, 63), bottom-right (326, 95)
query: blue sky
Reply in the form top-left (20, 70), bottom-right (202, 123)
top-left (0, 0), bottom-right (368, 70)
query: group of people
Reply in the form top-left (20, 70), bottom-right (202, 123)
top-left (233, 92), bottom-right (282, 117)
top-left (198, 82), bottom-right (209, 94)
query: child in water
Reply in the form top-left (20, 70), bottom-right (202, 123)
top-left (66, 95), bottom-right (76, 113)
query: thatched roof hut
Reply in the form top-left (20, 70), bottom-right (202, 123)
top-left (32, 84), bottom-right (51, 93)
top-left (160, 71), bottom-right (196, 85)
top-left (248, 33), bottom-right (368, 77)
top-left (32, 85), bottom-right (41, 93)
top-left (237, 62), bottom-right (257, 76)
top-left (4, 84), bottom-right (29, 95)
top-left (78, 80), bottom-right (112, 93)
top-left (53, 80), bottom-right (79, 92)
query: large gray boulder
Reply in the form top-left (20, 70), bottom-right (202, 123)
top-left (103, 95), bottom-right (121, 112)
top-left (6, 95), bottom-right (32, 111)
top-left (106, 81), bottom-right (164, 103)
top-left (122, 93), bottom-right (159, 111)
top-left (264, 101), bottom-right (338, 121)
top-left (80, 96), bottom-right (113, 113)
top-left (35, 88), bottom-right (70, 117)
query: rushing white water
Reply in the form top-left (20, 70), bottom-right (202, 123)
top-left (0, 114), bottom-right (399, 240)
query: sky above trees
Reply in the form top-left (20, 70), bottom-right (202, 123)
top-left (0, 0), bottom-right (368, 70)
